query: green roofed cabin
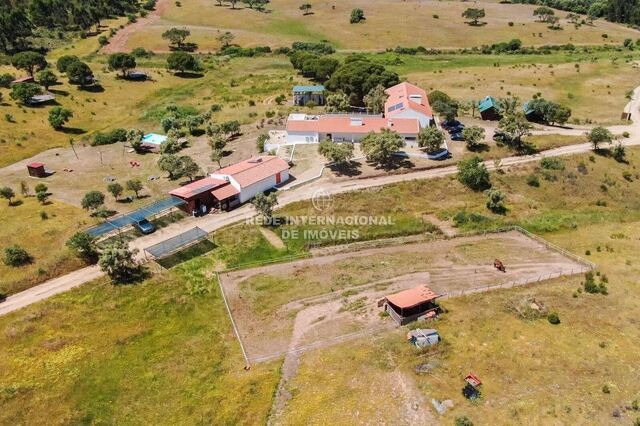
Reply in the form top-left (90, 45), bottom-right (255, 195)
top-left (478, 96), bottom-right (501, 120)
top-left (293, 85), bottom-right (325, 107)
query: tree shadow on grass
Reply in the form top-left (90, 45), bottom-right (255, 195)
top-left (79, 84), bottom-right (105, 93)
top-left (369, 157), bottom-right (415, 171)
top-left (9, 200), bottom-right (24, 207)
top-left (49, 89), bottom-right (69, 96)
top-left (329, 160), bottom-right (362, 177)
top-left (169, 43), bottom-right (199, 52)
top-left (174, 72), bottom-right (204, 79)
top-left (594, 148), bottom-right (612, 158)
top-left (60, 127), bottom-right (86, 135)
top-left (467, 143), bottom-right (491, 153)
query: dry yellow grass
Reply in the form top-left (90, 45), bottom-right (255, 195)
top-left (405, 58), bottom-right (639, 124)
top-left (118, 0), bottom-right (640, 51)
top-left (282, 220), bottom-right (640, 424)
top-left (0, 196), bottom-right (92, 295)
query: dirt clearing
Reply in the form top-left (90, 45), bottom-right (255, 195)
top-left (219, 230), bottom-right (588, 363)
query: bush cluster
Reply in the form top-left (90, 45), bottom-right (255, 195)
top-left (91, 128), bottom-right (127, 146)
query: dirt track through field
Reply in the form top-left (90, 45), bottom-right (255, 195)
top-left (101, 0), bottom-right (170, 54)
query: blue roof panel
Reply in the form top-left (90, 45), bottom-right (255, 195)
top-left (293, 85), bottom-right (325, 93)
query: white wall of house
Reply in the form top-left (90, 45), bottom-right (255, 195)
top-left (237, 170), bottom-right (290, 203)
top-left (390, 109), bottom-right (432, 127)
top-left (325, 132), bottom-right (418, 146)
top-left (210, 174), bottom-right (241, 191)
top-left (286, 131), bottom-right (319, 144)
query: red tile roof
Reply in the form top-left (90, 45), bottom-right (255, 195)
top-left (385, 285), bottom-right (439, 309)
top-left (27, 162), bottom-right (45, 168)
top-left (215, 156), bottom-right (289, 188)
top-left (211, 183), bottom-right (239, 200)
top-left (169, 177), bottom-right (227, 199)
top-left (384, 82), bottom-right (433, 118)
top-left (286, 115), bottom-right (419, 135)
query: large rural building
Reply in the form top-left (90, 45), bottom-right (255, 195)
top-left (284, 82), bottom-right (433, 146)
top-left (170, 156), bottom-right (289, 215)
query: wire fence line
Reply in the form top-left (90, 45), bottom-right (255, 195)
top-left (215, 271), bottom-right (251, 368)
top-left (247, 266), bottom-right (590, 364)
top-left (215, 225), bottom-right (595, 366)
top-left (249, 323), bottom-right (395, 364)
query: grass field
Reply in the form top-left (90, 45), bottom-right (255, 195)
top-left (120, 0), bottom-right (640, 51)
top-left (1, 146), bottom-right (640, 423)
top-left (0, 257), bottom-right (280, 424)
top-left (282, 220), bottom-right (640, 424)
top-left (0, 196), bottom-right (93, 296)
top-left (378, 50), bottom-right (640, 124)
top-left (0, 55), bottom-right (295, 169)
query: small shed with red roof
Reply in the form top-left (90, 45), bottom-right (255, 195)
top-left (383, 285), bottom-right (441, 325)
top-left (26, 162), bottom-right (47, 178)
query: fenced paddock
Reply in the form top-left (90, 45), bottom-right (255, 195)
top-left (144, 227), bottom-right (209, 260)
top-left (217, 227), bottom-right (594, 366)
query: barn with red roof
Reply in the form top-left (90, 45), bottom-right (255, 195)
top-left (169, 156), bottom-right (289, 215)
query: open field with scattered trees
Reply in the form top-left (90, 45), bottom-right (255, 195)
top-left (1, 145), bottom-right (640, 423)
top-left (117, 0), bottom-right (640, 51)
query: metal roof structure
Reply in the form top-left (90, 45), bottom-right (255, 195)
top-left (478, 96), bottom-right (498, 113)
top-left (86, 196), bottom-right (185, 237)
top-left (144, 226), bottom-right (208, 259)
top-left (293, 85), bottom-right (325, 93)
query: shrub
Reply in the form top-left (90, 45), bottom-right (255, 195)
top-left (547, 312), bottom-right (560, 324)
top-left (485, 188), bottom-right (506, 214)
top-left (540, 157), bottom-right (565, 170)
top-left (91, 128), bottom-right (128, 146)
top-left (526, 174), bottom-right (540, 187)
top-left (455, 417), bottom-right (474, 426)
top-left (350, 8), bottom-right (365, 23)
top-left (602, 384), bottom-right (610, 394)
top-left (457, 156), bottom-right (491, 191)
top-left (257, 133), bottom-right (269, 152)
top-left (584, 271), bottom-right (607, 294)
top-left (3, 245), bottom-right (32, 266)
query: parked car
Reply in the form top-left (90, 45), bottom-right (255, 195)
top-left (134, 218), bottom-right (156, 234)
top-left (448, 124), bottom-right (465, 134)
top-left (451, 132), bottom-right (465, 141)
top-left (441, 119), bottom-right (462, 130)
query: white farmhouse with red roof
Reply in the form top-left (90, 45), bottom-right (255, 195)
top-left (169, 156), bottom-right (289, 215)
top-left (284, 82), bottom-right (433, 146)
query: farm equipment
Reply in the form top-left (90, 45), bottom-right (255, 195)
top-left (494, 259), bottom-right (506, 273)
